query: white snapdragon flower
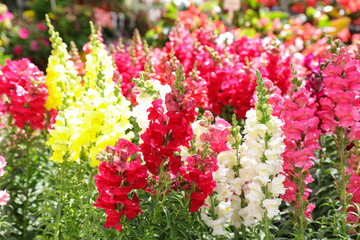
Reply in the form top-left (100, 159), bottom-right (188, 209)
top-left (219, 201), bottom-right (234, 219)
top-left (213, 165), bottom-right (234, 183)
top-left (216, 32), bottom-right (234, 46)
top-left (239, 104), bottom-right (285, 226)
top-left (150, 79), bottom-right (171, 100)
top-left (244, 181), bottom-right (264, 203)
top-left (238, 165), bottom-right (257, 183)
top-left (202, 72), bottom-right (287, 235)
top-left (263, 198), bottom-right (282, 218)
top-left (217, 149), bottom-right (237, 168)
top-left (200, 211), bottom-right (227, 236)
top-left (229, 177), bottom-right (244, 195)
top-left (269, 174), bottom-right (286, 197)
top-left (215, 183), bottom-right (233, 200)
top-left (193, 123), bottom-right (208, 148)
top-left (239, 202), bottom-right (264, 226)
top-left (179, 146), bottom-right (191, 162)
top-left (132, 92), bottom-right (152, 134)
top-left (254, 163), bottom-right (274, 184)
top-left (229, 212), bottom-right (243, 229)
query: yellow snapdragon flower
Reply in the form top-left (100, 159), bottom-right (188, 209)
top-left (47, 22), bottom-right (132, 166)
top-left (44, 15), bottom-right (81, 111)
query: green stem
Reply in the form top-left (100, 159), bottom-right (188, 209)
top-left (22, 125), bottom-right (36, 236)
top-left (78, 158), bottom-right (83, 184)
top-left (184, 183), bottom-right (196, 210)
top-left (55, 162), bottom-right (65, 240)
top-left (264, 214), bottom-right (270, 240)
top-left (153, 162), bottom-right (165, 222)
top-left (88, 169), bottom-right (94, 204)
top-left (241, 224), bottom-right (247, 240)
top-left (295, 168), bottom-right (305, 240)
top-left (234, 227), bottom-right (240, 239)
top-left (337, 128), bottom-right (348, 236)
top-left (77, 148), bottom-right (83, 185)
top-left (264, 186), bottom-right (271, 240)
top-left (22, 131), bottom-right (31, 236)
top-left (209, 195), bottom-right (217, 219)
top-left (155, 162), bottom-right (164, 202)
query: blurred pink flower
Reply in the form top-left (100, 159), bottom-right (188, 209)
top-left (94, 7), bottom-right (113, 29)
top-left (30, 40), bottom-right (39, 51)
top-left (352, 34), bottom-right (360, 43)
top-left (43, 39), bottom-right (50, 46)
top-left (272, 18), bottom-right (282, 31)
top-left (0, 156), bottom-right (9, 209)
top-left (0, 190), bottom-right (10, 206)
top-left (338, 28), bottom-right (351, 42)
top-left (19, 27), bottom-right (29, 39)
top-left (258, 17), bottom-right (270, 28)
top-left (13, 45), bottom-right (23, 55)
top-left (0, 12), bottom-right (13, 22)
top-left (37, 22), bottom-right (47, 31)
top-left (0, 156), bottom-right (6, 178)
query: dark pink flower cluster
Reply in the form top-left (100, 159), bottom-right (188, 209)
top-left (0, 58), bottom-right (49, 130)
top-left (112, 38), bottom-right (146, 104)
top-left (280, 87), bottom-right (320, 219)
top-left (304, 54), bottom-right (324, 101)
top-left (180, 154), bottom-right (218, 212)
top-left (94, 140), bottom-right (148, 232)
top-left (317, 50), bottom-right (360, 224)
top-left (156, 25), bottom-right (292, 118)
top-left (318, 52), bottom-right (360, 138)
top-left (177, 3), bottom-right (209, 31)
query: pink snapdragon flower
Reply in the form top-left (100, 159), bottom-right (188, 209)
top-left (319, 51), bottom-right (360, 137)
top-left (319, 50), bottom-right (360, 227)
top-left (278, 84), bottom-right (320, 219)
top-left (19, 27), bottom-right (29, 39)
top-left (0, 156), bottom-right (9, 209)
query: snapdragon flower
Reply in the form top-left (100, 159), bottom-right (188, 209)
top-left (44, 15), bottom-right (80, 111)
top-left (201, 71), bottom-right (286, 236)
top-left (48, 23), bottom-right (132, 166)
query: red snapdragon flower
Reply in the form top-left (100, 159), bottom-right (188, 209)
top-left (140, 93), bottom-right (197, 176)
top-left (160, 26), bottom-right (292, 119)
top-left (0, 59), bottom-right (49, 130)
top-left (180, 154), bottom-right (218, 212)
top-left (94, 140), bottom-right (148, 232)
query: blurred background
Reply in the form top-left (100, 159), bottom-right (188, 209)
top-left (0, 0), bottom-right (359, 70)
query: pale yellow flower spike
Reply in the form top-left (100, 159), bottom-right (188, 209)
top-left (47, 20), bottom-right (132, 166)
top-left (44, 14), bottom-right (80, 111)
